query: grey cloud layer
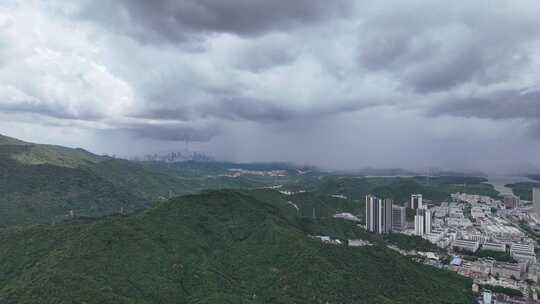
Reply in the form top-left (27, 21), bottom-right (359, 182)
top-left (122, 123), bottom-right (218, 142)
top-left (1, 0), bottom-right (540, 171)
top-left (78, 0), bottom-right (353, 42)
top-left (356, 2), bottom-right (540, 93)
top-left (431, 88), bottom-right (540, 120)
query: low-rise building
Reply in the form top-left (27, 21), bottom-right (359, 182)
top-left (392, 205), bottom-right (406, 231)
top-left (452, 239), bottom-right (480, 253)
top-left (503, 194), bottom-right (520, 209)
top-left (510, 243), bottom-right (536, 263)
top-left (484, 224), bottom-right (524, 240)
top-left (482, 241), bottom-right (507, 253)
top-left (447, 217), bottom-right (473, 228)
top-left (469, 260), bottom-right (493, 279)
top-left (471, 206), bottom-right (485, 219)
top-left (491, 262), bottom-right (522, 280)
top-left (433, 206), bottom-right (449, 218)
top-left (527, 263), bottom-right (540, 283)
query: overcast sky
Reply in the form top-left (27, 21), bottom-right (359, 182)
top-left (1, 1), bottom-right (540, 173)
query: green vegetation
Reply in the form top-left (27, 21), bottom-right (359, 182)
top-left (475, 250), bottom-right (516, 263)
top-left (0, 190), bottom-right (473, 303)
top-left (0, 134), bottom-right (28, 145)
top-left (0, 144), bottom-right (148, 226)
top-left (519, 222), bottom-right (540, 242)
top-left (299, 217), bottom-right (372, 241)
top-left (505, 182), bottom-right (540, 201)
top-left (406, 208), bottom-right (416, 222)
top-left (0, 134), bottom-right (302, 227)
top-left (285, 175), bottom-right (500, 205)
top-left (287, 192), bottom-right (363, 219)
top-left (0, 133), bottom-right (501, 230)
top-left (85, 159), bottom-right (275, 200)
top-left (383, 233), bottom-right (442, 252)
top-left (414, 176), bottom-right (500, 199)
top-left (481, 285), bottom-right (523, 297)
top-left (11, 144), bottom-right (105, 168)
top-left (143, 160), bottom-right (309, 177)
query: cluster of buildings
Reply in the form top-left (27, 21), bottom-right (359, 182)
top-left (365, 193), bottom-right (434, 237)
top-left (365, 195), bottom-right (407, 234)
top-left (435, 193), bottom-right (540, 301)
top-left (363, 189), bottom-right (540, 301)
top-left (365, 195), bottom-right (393, 234)
top-left (225, 168), bottom-right (288, 177)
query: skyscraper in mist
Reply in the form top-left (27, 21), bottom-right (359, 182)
top-left (366, 195), bottom-right (393, 234)
top-left (414, 207), bottom-right (431, 236)
top-left (534, 188), bottom-right (540, 214)
top-left (392, 205), bottom-right (406, 231)
top-left (410, 194), bottom-right (423, 209)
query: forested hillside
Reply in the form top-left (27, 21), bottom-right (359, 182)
top-left (0, 190), bottom-right (472, 304)
top-left (0, 133), bottom-right (500, 227)
top-left (0, 134), bottom-right (292, 226)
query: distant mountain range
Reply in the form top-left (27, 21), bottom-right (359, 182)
top-left (0, 134), bottom-right (312, 227)
top-left (0, 133), bottom-right (500, 227)
top-left (331, 167), bottom-right (488, 178)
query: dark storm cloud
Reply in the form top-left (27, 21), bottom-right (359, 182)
top-left (356, 3), bottom-right (539, 93)
top-left (122, 123), bottom-right (218, 142)
top-left (133, 90), bottom-right (387, 124)
top-left (203, 97), bottom-right (295, 122)
top-left (429, 88), bottom-right (540, 120)
top-left (403, 49), bottom-right (486, 93)
top-left (78, 0), bottom-right (353, 43)
top-left (3, 0), bottom-right (540, 172)
top-left (136, 99), bottom-right (301, 122)
top-left (234, 41), bottom-right (299, 72)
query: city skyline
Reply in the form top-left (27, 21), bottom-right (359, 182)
top-left (0, 1), bottom-right (540, 172)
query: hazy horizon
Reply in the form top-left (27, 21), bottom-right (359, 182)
top-left (1, 1), bottom-right (540, 173)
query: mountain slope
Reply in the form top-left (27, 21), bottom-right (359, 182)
top-left (0, 143), bottom-right (149, 226)
top-left (0, 134), bottom-right (309, 227)
top-left (0, 134), bottom-right (28, 146)
top-left (0, 135), bottom-right (154, 226)
top-left (0, 190), bottom-right (472, 303)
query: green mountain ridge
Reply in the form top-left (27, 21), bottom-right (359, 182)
top-left (0, 133), bottom-right (105, 168)
top-left (0, 134), bottom-right (308, 227)
top-left (0, 133), bottom-right (500, 228)
top-left (0, 134), bottom-right (29, 146)
top-left (505, 182), bottom-right (540, 201)
top-left (0, 189), bottom-right (473, 304)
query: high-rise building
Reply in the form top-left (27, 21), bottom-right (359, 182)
top-left (410, 194), bottom-right (423, 209)
top-left (414, 207), bottom-right (432, 236)
top-left (483, 291), bottom-right (492, 304)
top-left (503, 194), bottom-right (519, 209)
top-left (365, 195), bottom-right (393, 234)
top-left (392, 205), bottom-right (406, 231)
top-left (425, 208), bottom-right (431, 234)
top-left (534, 188), bottom-right (540, 214)
top-left (414, 209), bottom-right (424, 236)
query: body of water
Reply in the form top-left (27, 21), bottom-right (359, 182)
top-left (486, 175), bottom-right (535, 196)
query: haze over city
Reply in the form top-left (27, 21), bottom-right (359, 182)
top-left (1, 1), bottom-right (540, 172)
